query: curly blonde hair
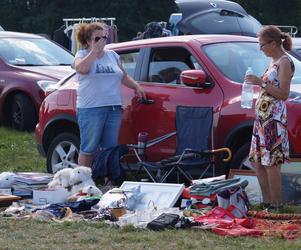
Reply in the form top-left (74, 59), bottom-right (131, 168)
top-left (76, 22), bottom-right (104, 48)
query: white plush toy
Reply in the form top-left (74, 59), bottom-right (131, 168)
top-left (67, 185), bottom-right (102, 202)
top-left (69, 166), bottom-right (96, 194)
top-left (48, 168), bottom-right (73, 189)
top-left (81, 185), bottom-right (102, 196)
top-left (0, 172), bottom-right (15, 188)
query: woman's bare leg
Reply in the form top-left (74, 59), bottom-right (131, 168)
top-left (78, 153), bottom-right (94, 167)
top-left (266, 164), bottom-right (282, 205)
top-left (253, 162), bottom-right (271, 203)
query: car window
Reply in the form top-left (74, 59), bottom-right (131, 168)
top-left (0, 40), bottom-right (14, 62)
top-left (119, 51), bottom-right (139, 78)
top-left (289, 54), bottom-right (301, 85)
top-left (203, 42), bottom-right (270, 83)
top-left (238, 15), bottom-right (262, 36)
top-left (147, 47), bottom-right (201, 84)
top-left (0, 38), bottom-right (74, 66)
top-left (190, 12), bottom-right (242, 34)
top-left (293, 48), bottom-right (301, 60)
top-left (203, 41), bottom-right (301, 86)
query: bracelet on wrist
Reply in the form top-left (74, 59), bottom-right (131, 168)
top-left (261, 81), bottom-right (267, 89)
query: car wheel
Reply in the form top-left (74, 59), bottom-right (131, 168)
top-left (231, 142), bottom-right (254, 170)
top-left (11, 94), bottom-right (37, 131)
top-left (47, 132), bottom-right (80, 173)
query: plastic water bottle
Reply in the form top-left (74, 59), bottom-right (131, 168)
top-left (137, 132), bottom-right (148, 155)
top-left (241, 67), bottom-right (254, 109)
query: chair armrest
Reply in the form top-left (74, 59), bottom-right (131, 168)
top-left (146, 131), bottom-right (176, 148)
top-left (160, 153), bottom-right (196, 165)
top-left (127, 131), bottom-right (176, 149)
top-left (184, 147), bottom-right (232, 162)
top-left (126, 131), bottom-right (176, 162)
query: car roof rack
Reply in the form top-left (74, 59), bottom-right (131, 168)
top-left (274, 25), bottom-right (298, 37)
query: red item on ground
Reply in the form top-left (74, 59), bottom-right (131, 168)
top-left (195, 208), bottom-right (301, 239)
top-left (248, 210), bottom-right (301, 220)
top-left (182, 187), bottom-right (216, 209)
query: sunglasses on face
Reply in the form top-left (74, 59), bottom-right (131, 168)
top-left (94, 36), bottom-right (107, 42)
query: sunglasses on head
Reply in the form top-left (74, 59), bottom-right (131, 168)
top-left (94, 36), bottom-right (107, 42)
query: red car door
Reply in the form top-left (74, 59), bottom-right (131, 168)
top-left (119, 43), bottom-right (224, 161)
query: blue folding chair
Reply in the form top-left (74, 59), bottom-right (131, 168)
top-left (130, 106), bottom-right (231, 183)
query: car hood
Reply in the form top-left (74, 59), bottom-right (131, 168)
top-left (175, 0), bottom-right (262, 36)
top-left (21, 65), bottom-right (73, 80)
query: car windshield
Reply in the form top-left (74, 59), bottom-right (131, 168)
top-left (0, 38), bottom-right (74, 66)
top-left (189, 13), bottom-right (261, 36)
top-left (203, 42), bottom-right (301, 85)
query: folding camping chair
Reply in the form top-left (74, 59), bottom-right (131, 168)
top-left (129, 106), bottom-right (232, 183)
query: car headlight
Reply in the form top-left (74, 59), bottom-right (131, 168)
top-left (37, 80), bottom-right (59, 93)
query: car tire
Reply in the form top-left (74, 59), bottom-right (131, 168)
top-left (231, 142), bottom-right (254, 170)
top-left (46, 132), bottom-right (80, 173)
top-left (10, 94), bottom-right (37, 131)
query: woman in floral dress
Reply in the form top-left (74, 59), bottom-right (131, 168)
top-left (246, 25), bottom-right (294, 209)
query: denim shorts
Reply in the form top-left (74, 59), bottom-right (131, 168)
top-left (77, 106), bottom-right (122, 155)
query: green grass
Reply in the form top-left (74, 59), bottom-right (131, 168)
top-left (0, 127), bottom-right (45, 173)
top-left (0, 219), bottom-right (301, 250)
top-left (0, 127), bottom-right (300, 249)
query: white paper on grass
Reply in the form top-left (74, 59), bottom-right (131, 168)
top-left (119, 181), bottom-right (185, 210)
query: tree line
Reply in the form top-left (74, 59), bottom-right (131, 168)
top-left (0, 0), bottom-right (300, 41)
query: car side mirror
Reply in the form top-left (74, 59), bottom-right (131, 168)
top-left (180, 70), bottom-right (211, 88)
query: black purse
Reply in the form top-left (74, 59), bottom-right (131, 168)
top-left (147, 213), bottom-right (180, 231)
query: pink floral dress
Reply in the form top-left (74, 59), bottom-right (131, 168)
top-left (249, 55), bottom-right (294, 167)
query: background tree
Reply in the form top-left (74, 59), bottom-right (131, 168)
top-left (235, 0), bottom-right (301, 34)
top-left (0, 0), bottom-right (178, 41)
top-left (0, 0), bottom-right (300, 41)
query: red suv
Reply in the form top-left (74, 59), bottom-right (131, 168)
top-left (0, 31), bottom-right (74, 130)
top-left (35, 35), bottom-right (301, 173)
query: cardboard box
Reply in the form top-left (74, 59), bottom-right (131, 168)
top-left (111, 207), bottom-right (127, 218)
top-left (33, 188), bottom-right (69, 205)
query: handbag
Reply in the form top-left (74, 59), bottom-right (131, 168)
top-left (146, 213), bottom-right (180, 231)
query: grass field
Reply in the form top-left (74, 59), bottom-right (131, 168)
top-left (0, 127), bottom-right (300, 249)
top-left (0, 127), bottom-right (45, 173)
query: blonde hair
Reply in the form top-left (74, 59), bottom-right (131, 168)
top-left (76, 22), bottom-right (104, 48)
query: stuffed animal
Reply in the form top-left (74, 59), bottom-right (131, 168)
top-left (48, 168), bottom-right (73, 189)
top-left (67, 185), bottom-right (102, 202)
top-left (69, 166), bottom-right (96, 194)
top-left (81, 185), bottom-right (102, 196)
top-left (0, 172), bottom-right (15, 188)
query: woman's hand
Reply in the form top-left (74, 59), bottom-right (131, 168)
top-left (135, 84), bottom-right (146, 99)
top-left (245, 75), bottom-right (263, 86)
top-left (91, 37), bottom-right (106, 55)
top-left (119, 62), bottom-right (146, 99)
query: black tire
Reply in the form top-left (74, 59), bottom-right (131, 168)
top-left (231, 142), bottom-right (254, 170)
top-left (46, 132), bottom-right (80, 173)
top-left (10, 94), bottom-right (37, 131)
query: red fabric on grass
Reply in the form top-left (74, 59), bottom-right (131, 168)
top-left (194, 209), bottom-right (301, 239)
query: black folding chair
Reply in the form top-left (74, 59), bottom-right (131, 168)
top-left (129, 106), bottom-right (231, 183)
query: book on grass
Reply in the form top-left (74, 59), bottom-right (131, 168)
top-left (12, 172), bottom-right (53, 197)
